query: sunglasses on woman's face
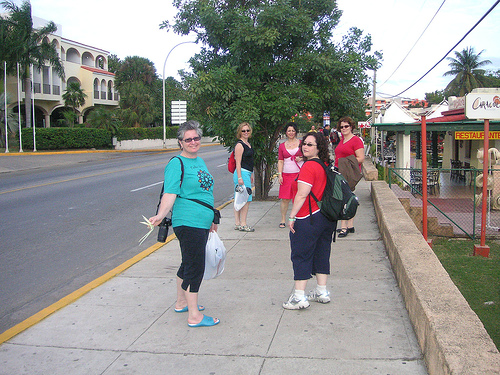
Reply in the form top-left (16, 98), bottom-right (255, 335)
top-left (303, 142), bottom-right (317, 147)
top-left (183, 136), bottom-right (201, 143)
top-left (241, 129), bottom-right (251, 133)
top-left (340, 125), bottom-right (351, 129)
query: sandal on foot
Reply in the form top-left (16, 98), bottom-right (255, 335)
top-left (188, 315), bottom-right (220, 327)
top-left (338, 228), bottom-right (349, 238)
top-left (234, 225), bottom-right (242, 230)
top-left (174, 304), bottom-right (205, 313)
top-left (279, 223), bottom-right (286, 228)
top-left (239, 225), bottom-right (255, 232)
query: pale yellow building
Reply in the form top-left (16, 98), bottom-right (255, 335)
top-left (5, 16), bottom-right (119, 127)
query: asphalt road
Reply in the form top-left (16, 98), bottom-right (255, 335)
top-left (0, 145), bottom-right (234, 334)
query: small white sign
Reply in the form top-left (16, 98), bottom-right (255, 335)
top-left (171, 101), bottom-right (187, 124)
top-left (465, 93), bottom-right (500, 120)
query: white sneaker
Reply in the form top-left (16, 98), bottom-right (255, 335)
top-left (307, 289), bottom-right (331, 303)
top-left (283, 293), bottom-right (310, 310)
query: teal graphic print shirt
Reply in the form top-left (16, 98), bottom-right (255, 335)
top-left (163, 156), bottom-right (215, 229)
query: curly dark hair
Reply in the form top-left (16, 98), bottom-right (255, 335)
top-left (301, 132), bottom-right (330, 164)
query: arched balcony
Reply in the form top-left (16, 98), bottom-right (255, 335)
top-left (82, 52), bottom-right (94, 67)
top-left (66, 48), bottom-right (80, 64)
top-left (96, 55), bottom-right (107, 70)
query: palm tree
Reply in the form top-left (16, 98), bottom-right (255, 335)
top-left (86, 106), bottom-right (120, 134)
top-left (443, 47), bottom-right (492, 96)
top-left (1, 0), bottom-right (65, 127)
top-left (62, 81), bottom-right (87, 126)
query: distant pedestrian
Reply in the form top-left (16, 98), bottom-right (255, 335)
top-left (277, 122), bottom-right (303, 228)
top-left (233, 122), bottom-right (255, 232)
top-left (334, 116), bottom-right (364, 238)
top-left (322, 124), bottom-right (331, 139)
top-left (284, 132), bottom-right (336, 310)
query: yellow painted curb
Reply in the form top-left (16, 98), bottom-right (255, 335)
top-left (0, 234), bottom-right (176, 344)
top-left (0, 143), bottom-right (220, 156)
top-left (0, 200), bottom-right (231, 344)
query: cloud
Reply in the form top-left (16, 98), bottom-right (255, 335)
top-left (29, 0), bottom-right (500, 99)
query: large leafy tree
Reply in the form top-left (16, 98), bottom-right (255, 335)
top-left (444, 47), bottom-right (492, 96)
top-left (165, 0), bottom-right (379, 198)
top-left (425, 90), bottom-right (446, 105)
top-left (0, 0), bottom-right (65, 128)
top-left (115, 56), bottom-right (159, 127)
top-left (484, 69), bottom-right (500, 88)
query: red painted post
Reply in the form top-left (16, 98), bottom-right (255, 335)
top-left (474, 119), bottom-right (490, 257)
top-left (421, 116), bottom-right (428, 242)
top-left (481, 119), bottom-right (489, 247)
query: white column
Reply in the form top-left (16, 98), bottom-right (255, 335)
top-left (396, 132), bottom-right (411, 169)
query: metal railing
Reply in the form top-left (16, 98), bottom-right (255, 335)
top-left (386, 167), bottom-right (500, 240)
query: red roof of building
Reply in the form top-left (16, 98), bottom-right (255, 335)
top-left (81, 66), bottom-right (115, 76)
top-left (425, 114), bottom-right (467, 123)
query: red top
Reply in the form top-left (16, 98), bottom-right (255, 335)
top-left (334, 135), bottom-right (364, 168)
top-left (295, 160), bottom-right (327, 219)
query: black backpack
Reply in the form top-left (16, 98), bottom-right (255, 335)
top-left (308, 159), bottom-right (359, 222)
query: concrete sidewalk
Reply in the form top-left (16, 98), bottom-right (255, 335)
top-left (0, 177), bottom-right (428, 374)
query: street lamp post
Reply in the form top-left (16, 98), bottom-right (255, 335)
top-left (162, 40), bottom-right (196, 148)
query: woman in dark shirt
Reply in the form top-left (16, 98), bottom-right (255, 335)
top-left (233, 122), bottom-right (255, 232)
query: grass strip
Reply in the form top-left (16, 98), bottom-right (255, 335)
top-left (431, 238), bottom-right (499, 350)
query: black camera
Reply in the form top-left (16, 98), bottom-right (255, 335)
top-left (157, 217), bottom-right (172, 242)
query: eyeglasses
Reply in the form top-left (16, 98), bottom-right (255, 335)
top-left (340, 125), bottom-right (351, 129)
top-left (182, 136), bottom-right (201, 143)
top-left (303, 142), bottom-right (317, 147)
top-left (241, 129), bottom-right (251, 133)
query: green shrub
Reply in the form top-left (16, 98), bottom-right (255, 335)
top-left (18, 126), bottom-right (180, 150)
top-left (21, 128), bottom-right (112, 150)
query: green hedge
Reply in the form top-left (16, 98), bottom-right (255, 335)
top-left (115, 126), bottom-right (178, 141)
top-left (21, 128), bottom-right (112, 150)
top-left (18, 126), bottom-right (180, 150)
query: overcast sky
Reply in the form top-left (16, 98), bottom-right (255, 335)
top-left (28, 0), bottom-right (500, 100)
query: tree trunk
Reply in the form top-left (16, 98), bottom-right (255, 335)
top-left (254, 129), bottom-right (281, 200)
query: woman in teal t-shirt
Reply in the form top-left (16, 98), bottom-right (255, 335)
top-left (149, 120), bottom-right (219, 328)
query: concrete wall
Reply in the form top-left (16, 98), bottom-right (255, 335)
top-left (114, 137), bottom-right (218, 150)
top-left (371, 181), bottom-right (500, 374)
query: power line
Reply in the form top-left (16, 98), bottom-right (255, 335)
top-left (379, 0), bottom-right (446, 89)
top-left (390, 0), bottom-right (500, 98)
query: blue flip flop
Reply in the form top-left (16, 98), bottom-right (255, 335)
top-left (188, 315), bottom-right (220, 327)
top-left (174, 304), bottom-right (205, 313)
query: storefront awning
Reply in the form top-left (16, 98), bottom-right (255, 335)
top-left (372, 119), bottom-right (500, 133)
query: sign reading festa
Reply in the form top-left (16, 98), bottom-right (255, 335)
top-left (465, 93), bottom-right (500, 120)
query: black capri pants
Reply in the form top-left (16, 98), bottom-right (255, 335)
top-left (289, 212), bottom-right (336, 280)
top-left (173, 225), bottom-right (210, 293)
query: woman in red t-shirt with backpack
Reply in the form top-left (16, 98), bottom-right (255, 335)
top-left (283, 132), bottom-right (336, 310)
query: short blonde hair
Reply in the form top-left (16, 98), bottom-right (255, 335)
top-left (236, 122), bottom-right (252, 139)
